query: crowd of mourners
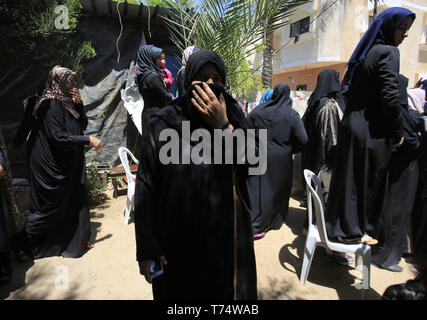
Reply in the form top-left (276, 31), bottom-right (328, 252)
top-left (0, 7), bottom-right (426, 300)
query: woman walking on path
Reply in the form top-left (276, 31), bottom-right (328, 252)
top-left (247, 83), bottom-right (307, 239)
top-left (325, 7), bottom-right (416, 245)
top-left (24, 66), bottom-right (102, 259)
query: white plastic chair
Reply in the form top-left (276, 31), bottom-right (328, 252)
top-left (118, 147), bottom-right (139, 225)
top-left (301, 169), bottom-right (371, 298)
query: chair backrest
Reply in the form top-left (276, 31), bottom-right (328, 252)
top-left (304, 169), bottom-right (329, 244)
top-left (118, 147), bottom-right (139, 183)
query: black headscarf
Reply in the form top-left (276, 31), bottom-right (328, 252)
top-left (302, 69), bottom-right (345, 129)
top-left (307, 69), bottom-right (345, 112)
top-left (342, 7), bottom-right (415, 90)
top-left (136, 44), bottom-right (164, 82)
top-left (248, 83), bottom-right (293, 129)
top-left (153, 50), bottom-right (247, 131)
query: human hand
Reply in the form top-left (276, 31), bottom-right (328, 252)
top-left (70, 88), bottom-right (82, 104)
top-left (138, 255), bottom-right (167, 284)
top-left (0, 165), bottom-right (4, 178)
top-left (191, 82), bottom-right (229, 129)
top-left (392, 137), bottom-right (404, 147)
top-left (89, 136), bottom-right (103, 151)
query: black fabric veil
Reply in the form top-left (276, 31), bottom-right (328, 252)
top-left (303, 69), bottom-right (345, 129)
top-left (248, 83), bottom-right (293, 128)
top-left (136, 44), bottom-right (164, 82)
top-left (169, 49), bottom-right (247, 131)
top-left (307, 69), bottom-right (345, 112)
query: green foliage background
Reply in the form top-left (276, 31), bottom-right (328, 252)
top-left (0, 0), bottom-right (96, 74)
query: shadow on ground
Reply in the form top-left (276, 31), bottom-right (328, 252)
top-left (277, 200), bottom-right (383, 300)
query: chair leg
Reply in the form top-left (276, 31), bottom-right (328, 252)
top-left (300, 236), bottom-right (317, 285)
top-left (355, 253), bottom-right (363, 272)
top-left (124, 195), bottom-right (132, 225)
top-left (362, 246), bottom-right (371, 291)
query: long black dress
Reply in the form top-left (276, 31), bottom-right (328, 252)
top-left (247, 83), bottom-right (307, 234)
top-left (134, 50), bottom-right (257, 300)
top-left (372, 75), bottom-right (422, 267)
top-left (0, 149), bottom-right (10, 256)
top-left (326, 41), bottom-right (403, 242)
top-left (25, 99), bottom-right (91, 258)
top-left (302, 69), bottom-right (345, 176)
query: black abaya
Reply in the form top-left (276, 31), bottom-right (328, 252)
top-left (326, 42), bottom-right (403, 242)
top-left (372, 75), bottom-right (422, 267)
top-left (247, 83), bottom-right (307, 234)
top-left (25, 99), bottom-right (91, 258)
top-left (0, 150), bottom-right (10, 255)
top-left (134, 50), bottom-right (257, 300)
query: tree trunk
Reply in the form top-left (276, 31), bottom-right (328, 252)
top-left (262, 29), bottom-right (274, 89)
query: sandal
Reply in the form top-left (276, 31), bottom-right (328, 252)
top-left (87, 243), bottom-right (94, 249)
top-left (253, 232), bottom-right (266, 240)
top-left (361, 235), bottom-right (378, 245)
top-left (337, 235), bottom-right (378, 245)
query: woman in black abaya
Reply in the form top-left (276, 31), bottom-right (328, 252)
top-left (136, 44), bottom-right (174, 110)
top-left (302, 69), bottom-right (345, 180)
top-left (134, 50), bottom-right (257, 300)
top-left (325, 8), bottom-right (416, 245)
top-left (247, 83), bottom-right (307, 238)
top-left (371, 75), bottom-right (422, 272)
top-left (24, 66), bottom-right (103, 259)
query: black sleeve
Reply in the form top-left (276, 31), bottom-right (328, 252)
top-left (44, 99), bottom-right (90, 151)
top-left (148, 74), bottom-right (174, 106)
top-left (290, 112), bottom-right (308, 154)
top-left (134, 116), bottom-right (163, 262)
top-left (376, 46), bottom-right (403, 141)
top-left (12, 96), bottom-right (37, 147)
top-left (177, 68), bottom-right (185, 96)
top-left (74, 102), bottom-right (88, 131)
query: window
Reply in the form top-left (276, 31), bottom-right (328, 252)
top-left (290, 17), bottom-right (310, 38)
top-left (296, 84), bottom-right (307, 91)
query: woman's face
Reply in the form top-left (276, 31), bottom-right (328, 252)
top-left (156, 53), bottom-right (166, 69)
top-left (394, 16), bottom-right (414, 47)
top-left (191, 63), bottom-right (224, 87)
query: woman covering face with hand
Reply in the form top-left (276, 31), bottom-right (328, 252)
top-left (134, 50), bottom-right (257, 300)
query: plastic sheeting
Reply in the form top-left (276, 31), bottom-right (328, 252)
top-left (0, 14), bottom-right (179, 178)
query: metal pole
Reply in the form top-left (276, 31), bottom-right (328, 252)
top-left (373, 0), bottom-right (378, 19)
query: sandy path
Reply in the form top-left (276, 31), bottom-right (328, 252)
top-left (0, 190), bottom-right (416, 300)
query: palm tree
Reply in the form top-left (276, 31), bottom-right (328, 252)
top-left (160, 0), bottom-right (311, 96)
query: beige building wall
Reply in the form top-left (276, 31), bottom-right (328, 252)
top-left (271, 0), bottom-right (427, 89)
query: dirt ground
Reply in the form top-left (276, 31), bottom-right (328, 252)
top-left (0, 189), bottom-right (417, 300)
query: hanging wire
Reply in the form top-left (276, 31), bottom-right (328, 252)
top-left (147, 6), bottom-right (152, 38)
top-left (116, 1), bottom-right (124, 63)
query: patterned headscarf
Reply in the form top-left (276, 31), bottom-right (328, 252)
top-left (34, 66), bottom-right (80, 119)
top-left (181, 46), bottom-right (199, 66)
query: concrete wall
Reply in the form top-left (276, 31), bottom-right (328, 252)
top-left (271, 0), bottom-right (427, 88)
top-left (272, 62), bottom-right (347, 91)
